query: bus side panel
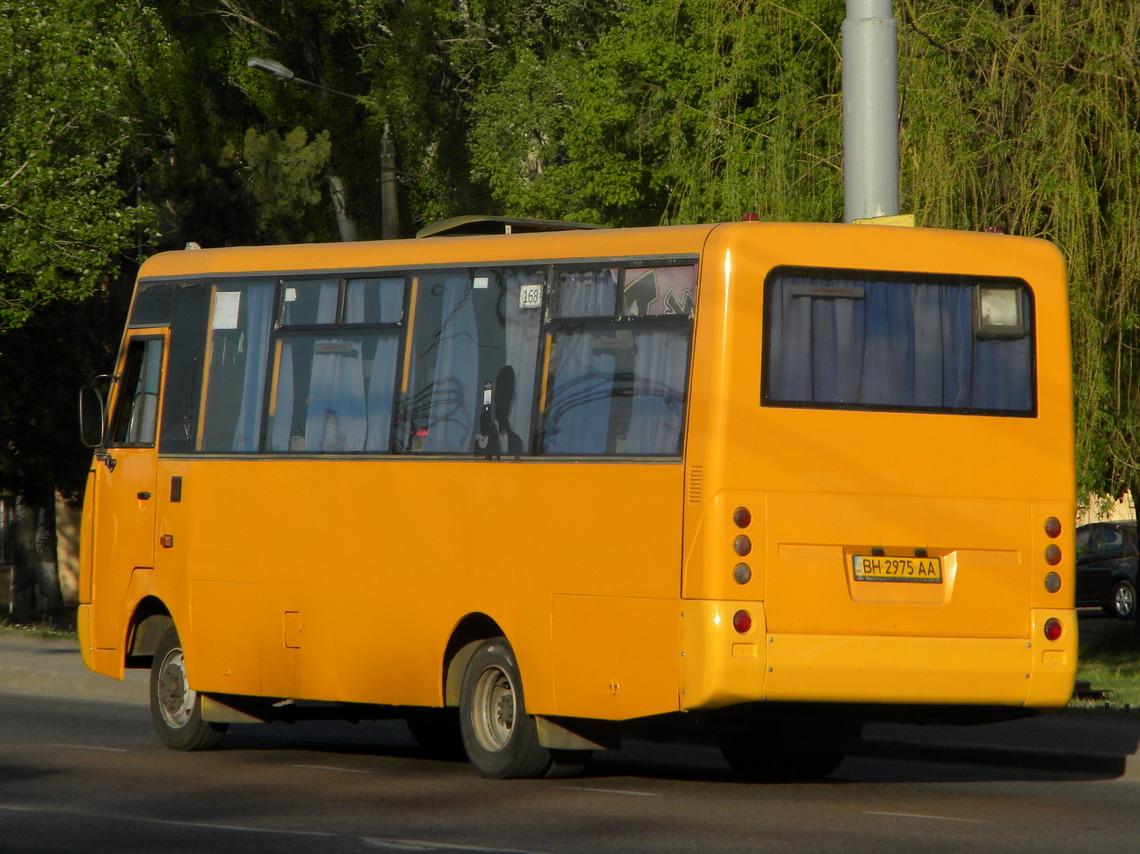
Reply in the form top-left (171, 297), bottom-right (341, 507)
top-left (168, 459), bottom-right (684, 717)
top-left (550, 595), bottom-right (680, 720)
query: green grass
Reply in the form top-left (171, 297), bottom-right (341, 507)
top-left (1071, 619), bottom-right (1140, 711)
top-left (0, 612), bottom-right (78, 640)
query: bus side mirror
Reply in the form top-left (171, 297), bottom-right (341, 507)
top-left (79, 377), bottom-right (110, 450)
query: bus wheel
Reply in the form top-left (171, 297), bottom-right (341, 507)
top-left (406, 707), bottom-right (465, 758)
top-left (717, 731), bottom-right (844, 781)
top-left (149, 626), bottom-right (227, 751)
top-left (459, 638), bottom-right (552, 778)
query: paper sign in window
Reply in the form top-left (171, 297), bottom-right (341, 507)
top-left (212, 291), bottom-right (241, 330)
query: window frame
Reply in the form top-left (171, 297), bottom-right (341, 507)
top-left (537, 260), bottom-right (698, 458)
top-left (108, 335), bottom-right (165, 449)
top-left (168, 254), bottom-right (698, 460)
top-left (760, 265), bottom-right (1038, 418)
top-left (263, 274), bottom-right (408, 454)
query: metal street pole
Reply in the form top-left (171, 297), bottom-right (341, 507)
top-left (247, 58), bottom-right (400, 240)
top-left (380, 123), bottom-right (399, 241)
top-left (841, 0), bottom-right (899, 223)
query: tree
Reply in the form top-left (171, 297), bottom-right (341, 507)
top-left (0, 1), bottom-right (158, 618)
top-left (897, 0), bottom-right (1140, 514)
top-left (0, 2), bottom-right (152, 329)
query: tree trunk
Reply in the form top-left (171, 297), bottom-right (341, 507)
top-left (9, 488), bottom-right (62, 622)
top-left (327, 171), bottom-right (359, 242)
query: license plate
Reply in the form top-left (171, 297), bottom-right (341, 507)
top-left (852, 555), bottom-right (943, 583)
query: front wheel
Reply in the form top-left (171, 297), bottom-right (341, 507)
top-left (459, 638), bottom-right (552, 778)
top-left (149, 626), bottom-right (227, 751)
top-left (1108, 579), bottom-right (1136, 620)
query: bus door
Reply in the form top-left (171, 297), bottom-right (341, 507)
top-left (89, 331), bottom-right (166, 652)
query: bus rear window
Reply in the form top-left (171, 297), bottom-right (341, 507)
top-left (762, 267), bottom-right (1035, 416)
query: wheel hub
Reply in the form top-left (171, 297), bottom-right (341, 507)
top-left (472, 665), bottom-right (516, 752)
top-left (157, 648), bottom-right (195, 730)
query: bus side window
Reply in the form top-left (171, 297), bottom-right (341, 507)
top-left (267, 277), bottom-right (403, 453)
top-left (541, 265), bottom-right (695, 457)
top-left (109, 337), bottom-right (164, 448)
top-left (397, 268), bottom-right (543, 456)
top-left (198, 280), bottom-right (275, 453)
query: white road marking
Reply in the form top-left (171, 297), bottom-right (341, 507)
top-left (557, 785), bottom-right (661, 798)
top-left (46, 743), bottom-right (128, 753)
top-left (867, 810), bottom-right (988, 824)
top-left (0, 804), bottom-right (336, 837)
top-left (363, 841), bottom-right (555, 854)
top-left (289, 763), bottom-right (372, 773)
top-left (143, 817), bottom-right (338, 836)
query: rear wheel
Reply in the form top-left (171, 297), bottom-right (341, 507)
top-left (149, 626), bottom-right (227, 751)
top-left (718, 730), bottom-right (845, 781)
top-left (406, 707), bottom-right (465, 758)
top-left (1108, 579), bottom-right (1136, 620)
top-left (459, 638), bottom-right (552, 778)
top-left (716, 706), bottom-right (850, 781)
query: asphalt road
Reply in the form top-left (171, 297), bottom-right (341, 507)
top-left (2, 689), bottom-right (1137, 854)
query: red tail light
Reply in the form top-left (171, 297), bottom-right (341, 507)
top-left (1043, 618), bottom-right (1063, 641)
top-left (733, 610), bottom-right (753, 633)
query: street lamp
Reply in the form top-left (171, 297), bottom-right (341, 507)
top-left (248, 57), bottom-right (369, 105)
top-left (247, 57), bottom-right (399, 240)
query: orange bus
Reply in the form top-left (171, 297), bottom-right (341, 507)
top-left (78, 218), bottom-right (1076, 779)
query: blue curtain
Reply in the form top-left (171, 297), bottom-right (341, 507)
top-left (626, 327), bottom-right (689, 454)
top-left (230, 282), bottom-right (274, 451)
top-left (361, 282), bottom-right (403, 452)
top-left (558, 270), bottom-right (616, 317)
top-left (305, 336), bottom-right (367, 452)
top-left (543, 328), bottom-right (616, 454)
top-left (766, 274), bottom-right (1033, 413)
top-left (423, 275), bottom-right (478, 453)
top-left (502, 270), bottom-right (544, 444)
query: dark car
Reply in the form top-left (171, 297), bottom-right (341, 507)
top-left (1075, 519), bottom-right (1138, 620)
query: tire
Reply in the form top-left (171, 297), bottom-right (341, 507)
top-left (717, 729), bottom-right (845, 781)
top-left (1108, 579), bottom-right (1136, 620)
top-left (149, 626), bottom-right (227, 751)
top-left (459, 637), bottom-right (552, 778)
top-left (406, 707), bottom-right (466, 758)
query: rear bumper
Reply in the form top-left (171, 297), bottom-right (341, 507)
top-left (680, 601), bottom-right (1076, 711)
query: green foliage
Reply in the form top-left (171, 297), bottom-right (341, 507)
top-left (0, 1), bottom-right (152, 328)
top-left (237, 127), bottom-right (332, 243)
top-left (465, 0), bottom-right (845, 226)
top-left (897, 0), bottom-right (1140, 505)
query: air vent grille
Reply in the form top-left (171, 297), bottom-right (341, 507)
top-left (687, 466), bottom-right (703, 505)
